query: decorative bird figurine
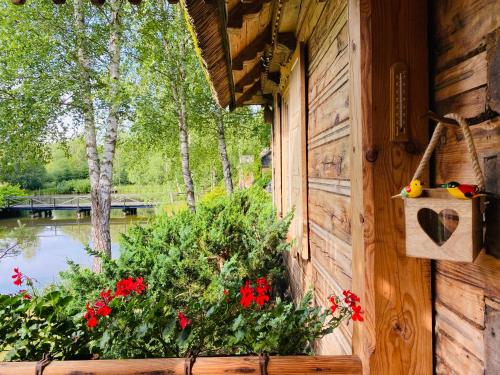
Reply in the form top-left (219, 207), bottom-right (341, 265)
top-left (392, 179), bottom-right (424, 199)
top-left (441, 181), bottom-right (483, 199)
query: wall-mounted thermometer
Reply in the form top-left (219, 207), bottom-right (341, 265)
top-left (390, 62), bottom-right (409, 142)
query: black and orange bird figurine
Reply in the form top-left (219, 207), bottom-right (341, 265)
top-left (440, 181), bottom-right (485, 199)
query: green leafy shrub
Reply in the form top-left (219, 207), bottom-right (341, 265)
top-left (55, 179), bottom-right (91, 194)
top-left (201, 185), bottom-right (227, 203)
top-left (0, 290), bottom-right (92, 361)
top-left (0, 187), bottom-right (363, 361)
top-left (0, 183), bottom-right (26, 208)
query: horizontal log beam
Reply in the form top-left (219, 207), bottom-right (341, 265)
top-left (0, 356), bottom-right (362, 375)
top-left (277, 32), bottom-right (296, 53)
top-left (237, 81), bottom-right (261, 106)
top-left (235, 63), bottom-right (264, 93)
top-left (232, 27), bottom-right (271, 71)
top-left (227, 0), bottom-right (271, 29)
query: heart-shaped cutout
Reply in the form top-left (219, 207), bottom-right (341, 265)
top-left (417, 208), bottom-right (459, 246)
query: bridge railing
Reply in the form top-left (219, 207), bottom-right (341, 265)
top-left (5, 194), bottom-right (162, 209)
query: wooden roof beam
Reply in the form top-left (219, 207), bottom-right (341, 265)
top-left (276, 32), bottom-right (296, 54)
top-left (235, 63), bottom-right (264, 93)
top-left (227, 0), bottom-right (271, 29)
top-left (232, 28), bottom-right (271, 71)
top-left (236, 81), bottom-right (261, 106)
top-left (267, 72), bottom-right (280, 85)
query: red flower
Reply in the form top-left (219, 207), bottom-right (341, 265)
top-left (84, 303), bottom-right (99, 328)
top-left (239, 280), bottom-right (255, 308)
top-left (329, 296), bottom-right (338, 314)
top-left (223, 289), bottom-right (229, 296)
top-left (256, 277), bottom-right (271, 293)
top-left (255, 277), bottom-right (271, 307)
top-left (255, 292), bottom-right (269, 307)
top-left (351, 305), bottom-right (364, 321)
top-left (12, 268), bottom-right (22, 286)
top-left (115, 277), bottom-right (146, 297)
top-left (343, 290), bottom-right (360, 307)
top-left (178, 312), bottom-right (192, 330)
top-left (100, 289), bottom-right (114, 303)
top-left (87, 314), bottom-right (98, 328)
top-left (20, 290), bottom-right (32, 300)
top-left (115, 277), bottom-right (135, 297)
top-left (133, 277), bottom-right (146, 295)
top-left (95, 300), bottom-right (112, 317)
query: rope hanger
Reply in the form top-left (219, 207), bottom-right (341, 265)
top-left (413, 112), bottom-right (485, 191)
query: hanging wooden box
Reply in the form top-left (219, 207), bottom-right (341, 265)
top-left (405, 188), bottom-right (483, 262)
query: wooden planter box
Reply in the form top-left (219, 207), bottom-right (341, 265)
top-left (405, 188), bottom-right (484, 262)
top-left (0, 355), bottom-right (362, 375)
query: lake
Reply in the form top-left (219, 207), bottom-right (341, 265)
top-left (0, 209), bottom-right (153, 294)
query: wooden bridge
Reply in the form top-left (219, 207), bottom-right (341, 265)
top-left (4, 194), bottom-right (158, 215)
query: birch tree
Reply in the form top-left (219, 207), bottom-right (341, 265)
top-left (73, 0), bottom-right (125, 271)
top-left (137, 2), bottom-right (198, 211)
top-left (216, 109), bottom-right (233, 194)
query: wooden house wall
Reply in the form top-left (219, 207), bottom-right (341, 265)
top-left (430, 1), bottom-right (500, 373)
top-left (274, 0), bottom-right (353, 355)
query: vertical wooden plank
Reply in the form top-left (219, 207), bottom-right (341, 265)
top-left (280, 45), bottom-right (309, 259)
top-left (348, 0), bottom-right (432, 373)
top-left (299, 43), bottom-right (310, 261)
top-left (272, 93), bottom-right (283, 217)
top-left (485, 300), bottom-right (500, 374)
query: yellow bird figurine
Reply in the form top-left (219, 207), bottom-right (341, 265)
top-left (392, 179), bottom-right (423, 199)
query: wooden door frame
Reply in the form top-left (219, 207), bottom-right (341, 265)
top-left (348, 0), bottom-right (432, 373)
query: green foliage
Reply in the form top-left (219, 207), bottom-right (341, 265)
top-left (55, 179), bottom-right (91, 194)
top-left (0, 187), bottom-right (356, 360)
top-left (0, 290), bottom-right (92, 361)
top-left (0, 183), bottom-right (26, 208)
top-left (45, 140), bottom-right (89, 183)
top-left (201, 185), bottom-right (227, 203)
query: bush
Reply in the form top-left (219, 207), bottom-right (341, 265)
top-left (0, 183), bottom-right (26, 208)
top-left (0, 187), bottom-right (363, 361)
top-left (201, 185), bottom-right (227, 203)
top-left (55, 179), bottom-right (91, 194)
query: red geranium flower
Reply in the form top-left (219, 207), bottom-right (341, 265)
top-left (133, 277), bottom-right (146, 295)
top-left (84, 303), bottom-right (99, 328)
top-left (95, 300), bottom-right (112, 317)
top-left (255, 292), bottom-right (269, 307)
top-left (115, 277), bottom-right (135, 297)
top-left (223, 289), bottom-right (229, 296)
top-left (178, 312), bottom-right (192, 330)
top-left (255, 277), bottom-right (271, 307)
top-left (12, 268), bottom-right (22, 286)
top-left (343, 290), bottom-right (360, 307)
top-left (239, 280), bottom-right (255, 308)
top-left (351, 305), bottom-right (364, 321)
top-left (256, 277), bottom-right (271, 293)
top-left (19, 290), bottom-right (32, 300)
top-left (100, 289), bottom-right (114, 303)
top-left (86, 315), bottom-right (98, 328)
top-left (329, 296), bottom-right (338, 314)
top-left (115, 277), bottom-right (146, 297)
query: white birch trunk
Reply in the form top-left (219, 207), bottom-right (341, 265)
top-left (172, 82), bottom-right (196, 212)
top-left (74, 0), bottom-right (122, 272)
top-left (216, 109), bottom-right (233, 194)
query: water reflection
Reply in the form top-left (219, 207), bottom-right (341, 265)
top-left (0, 209), bottom-right (152, 294)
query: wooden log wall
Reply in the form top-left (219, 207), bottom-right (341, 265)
top-left (306, 0), bottom-right (352, 353)
top-left (274, 0), bottom-right (353, 355)
top-left (430, 1), bottom-right (500, 374)
top-left (273, 0), bottom-right (432, 370)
